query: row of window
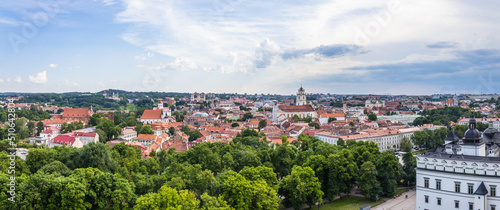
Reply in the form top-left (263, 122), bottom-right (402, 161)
top-left (424, 178), bottom-right (496, 196)
top-left (424, 196), bottom-right (496, 210)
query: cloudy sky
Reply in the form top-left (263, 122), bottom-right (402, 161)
top-left (1, 0), bottom-right (500, 95)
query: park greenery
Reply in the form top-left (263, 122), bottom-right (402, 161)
top-left (412, 106), bottom-right (482, 126)
top-left (0, 130), bottom-right (413, 210)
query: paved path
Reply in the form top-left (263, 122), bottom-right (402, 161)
top-left (373, 190), bottom-right (416, 210)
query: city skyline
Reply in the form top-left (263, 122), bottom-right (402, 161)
top-left (1, 0), bottom-right (500, 95)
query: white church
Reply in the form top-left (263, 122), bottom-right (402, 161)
top-left (416, 118), bottom-right (500, 210)
top-left (272, 86), bottom-right (317, 123)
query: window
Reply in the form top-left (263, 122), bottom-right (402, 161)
top-left (469, 203), bottom-right (474, 210)
top-left (436, 180), bottom-right (441, 190)
top-left (425, 195), bottom-right (429, 203)
top-left (455, 182), bottom-right (461, 193)
top-left (455, 200), bottom-right (459, 208)
top-left (492, 205), bottom-right (496, 210)
top-left (468, 184), bottom-right (474, 194)
top-left (424, 178), bottom-right (429, 188)
top-left (492, 186), bottom-right (497, 197)
top-left (437, 198), bottom-right (441, 206)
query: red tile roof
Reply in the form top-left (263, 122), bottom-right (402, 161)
top-left (52, 134), bottom-right (75, 146)
top-left (137, 134), bottom-right (158, 141)
top-left (63, 108), bottom-right (91, 118)
top-left (140, 110), bottom-right (162, 119)
top-left (278, 105), bottom-right (315, 112)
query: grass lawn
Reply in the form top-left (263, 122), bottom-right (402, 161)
top-left (309, 196), bottom-right (385, 210)
top-left (125, 104), bottom-right (136, 112)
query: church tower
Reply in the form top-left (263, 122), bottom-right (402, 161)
top-left (296, 85), bottom-right (307, 105)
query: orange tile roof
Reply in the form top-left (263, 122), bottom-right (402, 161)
top-left (63, 108), bottom-right (91, 118)
top-left (140, 110), bottom-right (162, 119)
top-left (278, 105), bottom-right (315, 112)
top-left (137, 134), bottom-right (158, 141)
top-left (320, 113), bottom-right (345, 118)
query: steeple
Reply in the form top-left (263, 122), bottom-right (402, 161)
top-left (296, 85), bottom-right (306, 105)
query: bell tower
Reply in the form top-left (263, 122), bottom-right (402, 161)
top-left (296, 85), bottom-right (307, 106)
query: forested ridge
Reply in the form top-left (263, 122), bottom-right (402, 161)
top-left (0, 130), bottom-right (414, 210)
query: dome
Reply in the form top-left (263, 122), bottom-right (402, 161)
top-left (464, 129), bottom-right (481, 140)
top-left (464, 117), bottom-right (481, 140)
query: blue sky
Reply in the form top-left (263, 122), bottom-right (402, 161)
top-left (1, 0), bottom-right (500, 95)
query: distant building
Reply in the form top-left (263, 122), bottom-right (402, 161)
top-left (275, 105), bottom-right (317, 119)
top-left (318, 113), bottom-right (346, 125)
top-left (118, 127), bottom-right (137, 141)
top-left (139, 109), bottom-right (169, 124)
top-left (62, 107), bottom-right (93, 124)
top-left (365, 99), bottom-right (385, 109)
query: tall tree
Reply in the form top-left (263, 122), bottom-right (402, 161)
top-left (376, 151), bottom-right (400, 196)
top-left (279, 166), bottom-right (323, 210)
top-left (402, 152), bottom-right (416, 185)
top-left (36, 121), bottom-right (44, 136)
top-left (258, 119), bottom-right (267, 131)
top-left (358, 161), bottom-right (381, 200)
top-left (400, 137), bottom-right (412, 152)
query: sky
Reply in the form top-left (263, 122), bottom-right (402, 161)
top-left (1, 0), bottom-right (500, 95)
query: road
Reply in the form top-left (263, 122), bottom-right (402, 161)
top-left (373, 190), bottom-right (416, 210)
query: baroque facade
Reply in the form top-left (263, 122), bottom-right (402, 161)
top-left (416, 118), bottom-right (500, 210)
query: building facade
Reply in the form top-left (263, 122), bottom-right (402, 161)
top-left (296, 86), bottom-right (307, 106)
top-left (416, 118), bottom-right (500, 210)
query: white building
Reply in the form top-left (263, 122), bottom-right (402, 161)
top-left (318, 113), bottom-right (346, 125)
top-left (416, 118), bottom-right (500, 210)
top-left (118, 127), bottom-right (137, 142)
top-left (296, 86), bottom-right (307, 106)
top-left (315, 132), bottom-right (339, 145)
top-left (365, 99), bottom-right (385, 108)
top-left (458, 118), bottom-right (500, 130)
top-left (139, 109), bottom-right (169, 124)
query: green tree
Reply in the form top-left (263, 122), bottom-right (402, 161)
top-left (242, 112), bottom-right (253, 121)
top-left (239, 166), bottom-right (278, 191)
top-left (400, 137), bottom-right (412, 152)
top-left (402, 152), bottom-right (416, 185)
top-left (221, 173), bottom-right (279, 210)
top-left (97, 119), bottom-right (120, 141)
top-left (454, 124), bottom-right (467, 139)
top-left (199, 193), bottom-right (233, 210)
top-left (258, 119), bottom-right (267, 131)
top-left (308, 122), bottom-right (320, 129)
top-left (188, 130), bottom-right (202, 141)
top-left (168, 126), bottom-right (176, 136)
top-left (328, 117), bottom-right (337, 123)
top-left (358, 161), bottom-right (381, 200)
top-left (279, 166), bottom-right (323, 210)
top-left (134, 186), bottom-right (200, 210)
top-left (368, 113), bottom-right (377, 121)
top-left (376, 152), bottom-right (400, 196)
top-left (27, 121), bottom-right (35, 136)
top-left (231, 122), bottom-right (239, 128)
top-left (139, 125), bottom-right (154, 134)
top-left (66, 142), bottom-right (117, 172)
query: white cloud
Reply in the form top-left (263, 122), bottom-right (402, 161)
top-left (47, 64), bottom-right (58, 68)
top-left (0, 78), bottom-right (3, 83)
top-left (13, 76), bottom-right (22, 83)
top-left (65, 80), bottom-right (79, 87)
top-left (6, 78), bottom-right (10, 82)
top-left (29, 71), bottom-right (48, 84)
top-left (95, 0), bottom-right (116, 6)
